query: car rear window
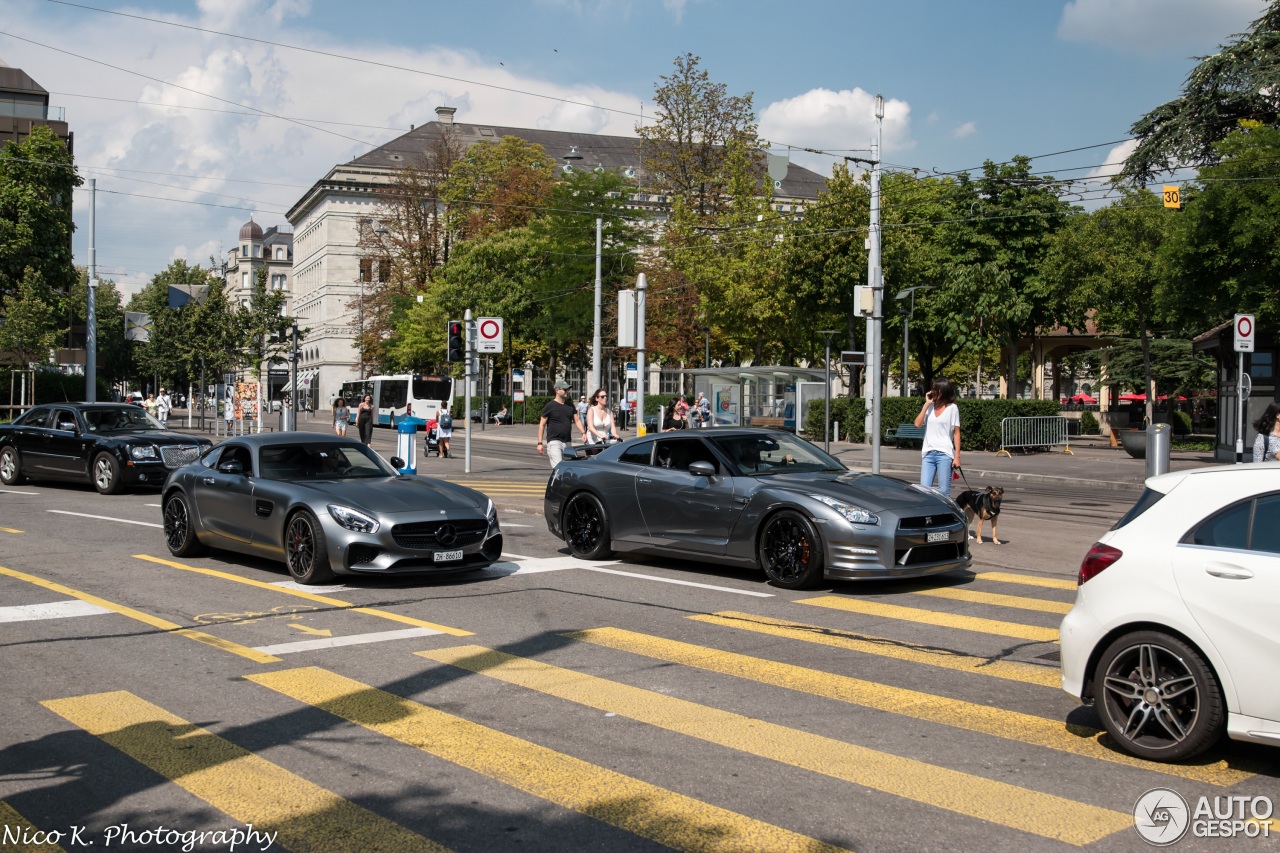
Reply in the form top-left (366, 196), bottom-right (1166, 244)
top-left (1111, 487), bottom-right (1165, 530)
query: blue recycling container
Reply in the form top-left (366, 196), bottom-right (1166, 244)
top-left (395, 417), bottom-right (427, 474)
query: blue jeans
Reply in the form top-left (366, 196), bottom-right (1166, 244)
top-left (920, 450), bottom-right (953, 496)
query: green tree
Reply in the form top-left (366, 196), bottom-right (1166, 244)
top-left (69, 268), bottom-right (132, 389)
top-left (440, 135), bottom-right (555, 241)
top-left (1097, 339), bottom-right (1212, 401)
top-left (0, 126), bottom-right (81, 302)
top-left (1122, 2), bottom-right (1280, 183)
top-left (0, 267), bottom-right (62, 366)
top-left (128, 260), bottom-right (230, 389)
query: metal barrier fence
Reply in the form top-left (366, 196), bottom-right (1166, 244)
top-left (996, 416), bottom-right (1074, 457)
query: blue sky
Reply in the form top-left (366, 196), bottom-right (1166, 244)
top-left (0, 0), bottom-right (1268, 295)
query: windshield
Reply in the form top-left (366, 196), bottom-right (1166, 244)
top-left (710, 433), bottom-right (847, 476)
top-left (259, 442), bottom-right (395, 480)
top-left (413, 377), bottom-right (452, 401)
top-left (83, 407), bottom-right (164, 432)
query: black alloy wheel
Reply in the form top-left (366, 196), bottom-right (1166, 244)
top-left (563, 492), bottom-right (613, 560)
top-left (1094, 630), bottom-right (1225, 761)
top-left (0, 446), bottom-right (22, 485)
top-left (163, 492), bottom-right (208, 557)
top-left (285, 509), bottom-right (335, 584)
top-left (759, 509), bottom-right (825, 589)
top-left (93, 452), bottom-right (124, 495)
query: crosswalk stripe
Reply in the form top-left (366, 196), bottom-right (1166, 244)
top-left (247, 666), bottom-right (849, 853)
top-left (41, 690), bottom-right (451, 853)
top-left (0, 565), bottom-right (279, 664)
top-left (974, 571), bottom-right (1077, 591)
top-left (691, 611), bottom-right (1060, 687)
top-left (797, 595), bottom-right (1059, 642)
top-left (133, 555), bottom-right (473, 636)
top-left (566, 627), bottom-right (1250, 787)
top-left (0, 801), bottom-right (68, 852)
top-left (0, 526), bottom-right (23, 534)
top-left (419, 645), bottom-right (1130, 845)
top-left (911, 587), bottom-right (1073, 615)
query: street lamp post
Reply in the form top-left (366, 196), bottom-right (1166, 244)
top-left (894, 285), bottom-right (932, 397)
top-left (817, 330), bottom-right (837, 453)
top-left (289, 320), bottom-right (299, 431)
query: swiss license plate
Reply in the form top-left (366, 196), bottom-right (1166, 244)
top-left (433, 549), bottom-right (464, 563)
top-left (926, 531), bottom-right (949, 543)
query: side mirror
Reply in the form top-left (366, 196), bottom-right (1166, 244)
top-left (687, 460), bottom-right (716, 478)
top-left (57, 421), bottom-right (78, 433)
top-left (217, 459), bottom-right (246, 476)
top-left (389, 456), bottom-right (405, 470)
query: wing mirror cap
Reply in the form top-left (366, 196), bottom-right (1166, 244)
top-left (217, 460), bottom-right (246, 475)
top-left (688, 460), bottom-right (716, 478)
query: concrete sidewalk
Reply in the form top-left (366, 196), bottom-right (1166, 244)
top-left (167, 411), bottom-right (1222, 493)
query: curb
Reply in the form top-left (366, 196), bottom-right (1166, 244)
top-left (846, 461), bottom-right (1146, 494)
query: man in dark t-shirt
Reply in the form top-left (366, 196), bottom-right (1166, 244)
top-left (537, 379), bottom-right (586, 468)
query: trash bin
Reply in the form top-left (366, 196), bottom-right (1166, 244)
top-left (1146, 423), bottom-right (1171, 478)
top-left (395, 417), bottom-right (426, 475)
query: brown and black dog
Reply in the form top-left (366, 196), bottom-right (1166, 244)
top-left (954, 486), bottom-right (1005, 544)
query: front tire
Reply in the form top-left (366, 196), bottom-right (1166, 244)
top-left (759, 509), bottom-right (825, 589)
top-left (93, 452), bottom-right (124, 495)
top-left (0, 446), bottom-right (23, 485)
top-left (1094, 630), bottom-right (1225, 761)
top-left (163, 491), bottom-right (208, 557)
top-left (563, 492), bottom-right (613, 559)
top-left (285, 509), bottom-right (335, 584)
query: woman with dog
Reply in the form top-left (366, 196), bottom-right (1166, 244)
top-left (914, 378), bottom-right (961, 496)
top-left (1252, 402), bottom-right (1280, 462)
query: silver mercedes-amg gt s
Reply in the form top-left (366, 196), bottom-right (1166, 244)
top-left (544, 428), bottom-right (969, 588)
top-left (162, 434), bottom-right (501, 584)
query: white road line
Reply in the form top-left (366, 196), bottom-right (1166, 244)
top-left (502, 523), bottom-right (533, 528)
top-left (47, 510), bottom-right (163, 528)
top-left (271, 580), bottom-right (359, 593)
top-left (0, 600), bottom-right (112, 622)
top-left (481, 558), bottom-right (586, 576)
top-left (253, 626), bottom-right (442, 655)
top-left (581, 566), bottom-right (774, 597)
top-left (143, 503), bottom-right (162, 508)
top-left (0, 489), bottom-right (39, 495)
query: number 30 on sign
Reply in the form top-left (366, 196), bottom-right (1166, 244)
top-left (1163, 185), bottom-right (1181, 209)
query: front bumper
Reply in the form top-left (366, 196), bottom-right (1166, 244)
top-left (820, 516), bottom-right (971, 580)
top-left (324, 511), bottom-right (503, 576)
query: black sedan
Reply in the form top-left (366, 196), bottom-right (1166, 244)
top-left (544, 428), bottom-right (970, 589)
top-left (162, 434), bottom-right (503, 584)
top-left (0, 403), bottom-right (212, 494)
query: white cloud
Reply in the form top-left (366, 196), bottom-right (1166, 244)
top-left (952, 121), bottom-right (977, 140)
top-left (1057, 0), bottom-right (1267, 54)
top-left (1084, 138), bottom-right (1138, 182)
top-left (758, 87), bottom-right (912, 176)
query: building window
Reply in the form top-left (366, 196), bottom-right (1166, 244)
top-left (275, 247), bottom-right (285, 260)
top-left (241, 272), bottom-right (249, 289)
top-left (241, 245), bottom-right (248, 257)
top-left (377, 259), bottom-right (390, 282)
top-left (358, 258), bottom-right (373, 283)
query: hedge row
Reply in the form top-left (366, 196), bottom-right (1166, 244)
top-left (0, 369), bottom-right (108, 407)
top-left (804, 397), bottom-right (1062, 452)
top-left (450, 394), bottom-right (666, 424)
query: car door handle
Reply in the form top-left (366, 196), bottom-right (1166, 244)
top-left (1205, 563), bottom-right (1254, 580)
top-left (202, 477), bottom-right (215, 485)
top-left (638, 477), bottom-right (652, 484)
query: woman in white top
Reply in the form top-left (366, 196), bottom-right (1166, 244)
top-left (585, 388), bottom-right (620, 444)
top-left (913, 378), bottom-right (962, 496)
top-left (1252, 403), bottom-right (1280, 462)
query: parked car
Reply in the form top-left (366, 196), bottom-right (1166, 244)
top-left (1060, 464), bottom-right (1280, 761)
top-left (0, 403), bottom-right (212, 494)
top-left (543, 428), bottom-right (970, 588)
top-left (162, 434), bottom-right (503, 584)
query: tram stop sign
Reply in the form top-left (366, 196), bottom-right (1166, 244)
top-left (476, 317), bottom-right (504, 353)
top-left (1235, 313), bottom-right (1255, 353)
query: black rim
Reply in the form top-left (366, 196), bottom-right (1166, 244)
top-left (564, 496), bottom-right (602, 554)
top-left (1101, 642), bottom-right (1201, 752)
top-left (761, 516), bottom-right (812, 583)
top-left (163, 497), bottom-right (189, 550)
top-left (287, 516), bottom-right (316, 575)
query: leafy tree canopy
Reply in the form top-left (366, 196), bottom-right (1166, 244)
top-left (0, 126), bottom-right (81, 301)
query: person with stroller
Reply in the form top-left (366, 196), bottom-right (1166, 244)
top-left (437, 404), bottom-right (454, 458)
top-left (584, 388), bottom-right (620, 445)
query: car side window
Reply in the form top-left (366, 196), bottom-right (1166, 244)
top-left (19, 408), bottom-right (51, 428)
top-left (219, 445), bottom-right (253, 475)
top-left (652, 438), bottom-right (718, 473)
top-left (618, 443), bottom-right (652, 466)
top-left (1247, 495), bottom-right (1280, 554)
top-left (52, 409), bottom-right (79, 432)
top-left (1189, 500), bottom-right (1252, 550)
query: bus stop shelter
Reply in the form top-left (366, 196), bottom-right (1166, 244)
top-left (686, 366), bottom-right (830, 430)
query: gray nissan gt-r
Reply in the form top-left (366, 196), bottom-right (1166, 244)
top-left (162, 434), bottom-right (502, 584)
top-left (544, 428), bottom-right (970, 588)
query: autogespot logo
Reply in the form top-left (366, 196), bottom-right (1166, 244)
top-left (1135, 788), bottom-right (1191, 846)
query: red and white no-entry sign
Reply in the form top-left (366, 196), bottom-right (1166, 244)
top-left (476, 317), bottom-right (504, 353)
top-left (1235, 313), bottom-right (1255, 353)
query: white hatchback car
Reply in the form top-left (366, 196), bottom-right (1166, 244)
top-left (1061, 464), bottom-right (1280, 761)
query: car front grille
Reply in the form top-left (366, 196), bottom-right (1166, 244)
top-left (897, 513), bottom-right (962, 530)
top-left (160, 445), bottom-right (202, 468)
top-left (894, 542), bottom-right (964, 566)
top-left (391, 519), bottom-right (488, 550)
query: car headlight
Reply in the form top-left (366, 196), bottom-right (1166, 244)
top-left (130, 445), bottom-right (158, 460)
top-left (811, 494), bottom-right (879, 525)
top-left (327, 504), bottom-right (379, 534)
top-left (485, 498), bottom-right (496, 519)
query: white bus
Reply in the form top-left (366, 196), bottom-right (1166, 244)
top-left (338, 374), bottom-right (454, 427)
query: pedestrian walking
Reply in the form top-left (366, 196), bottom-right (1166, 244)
top-left (437, 404), bottom-right (454, 458)
top-left (537, 379), bottom-right (586, 468)
top-left (618, 397), bottom-right (631, 431)
top-left (356, 394), bottom-right (374, 444)
top-left (142, 392), bottom-right (159, 420)
top-left (914, 378), bottom-right (961, 497)
top-left (156, 388), bottom-right (172, 427)
top-left (332, 397), bottom-right (350, 437)
top-left (584, 388), bottom-right (620, 444)
top-left (576, 395), bottom-right (589, 427)
top-left (1252, 402), bottom-right (1280, 462)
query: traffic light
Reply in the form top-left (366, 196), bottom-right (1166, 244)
top-left (446, 320), bottom-right (465, 362)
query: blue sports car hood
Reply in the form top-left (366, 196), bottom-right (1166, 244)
top-left (765, 471), bottom-right (953, 513)
top-left (290, 476), bottom-right (487, 514)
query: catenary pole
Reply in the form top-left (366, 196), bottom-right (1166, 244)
top-left (465, 308), bottom-right (473, 474)
top-left (636, 273), bottom-right (647, 433)
top-left (868, 94), bottom-right (885, 474)
top-left (86, 178), bottom-right (97, 402)
top-left (592, 217), bottom-right (602, 395)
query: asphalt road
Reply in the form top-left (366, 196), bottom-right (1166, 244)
top-left (0, 426), bottom-right (1274, 853)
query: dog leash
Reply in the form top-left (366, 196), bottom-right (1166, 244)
top-left (954, 465), bottom-right (975, 491)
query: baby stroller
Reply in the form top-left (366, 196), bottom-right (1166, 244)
top-left (423, 418), bottom-right (441, 458)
